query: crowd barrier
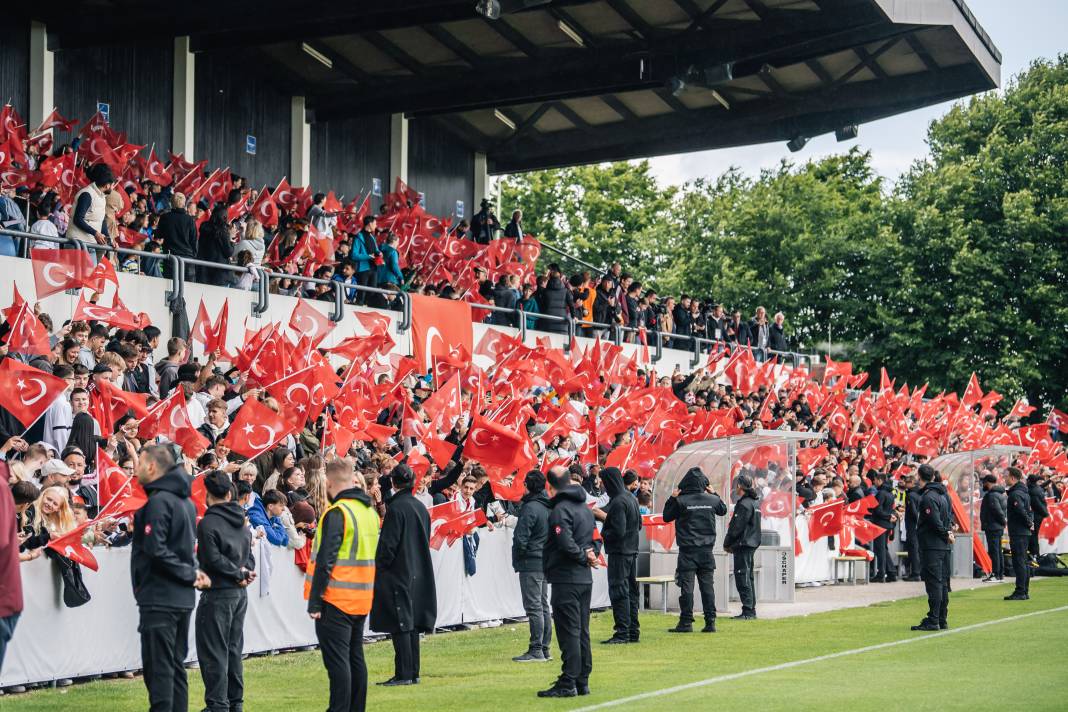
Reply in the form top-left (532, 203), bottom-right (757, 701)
top-left (1, 527), bottom-right (609, 687)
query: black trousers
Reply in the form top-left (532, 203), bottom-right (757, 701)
top-left (921, 548), bottom-right (951, 625)
top-left (905, 526), bottom-right (921, 577)
top-left (550, 582), bottom-right (592, 690)
top-left (607, 554), bottom-right (640, 640)
top-left (195, 589), bottom-right (247, 712)
top-left (315, 603), bottom-right (368, 712)
top-left (675, 547), bottom-right (717, 625)
top-left (355, 270), bottom-right (377, 304)
top-left (1028, 519), bottom-right (1044, 559)
top-left (1009, 534), bottom-right (1030, 595)
top-left (392, 631), bottom-right (420, 682)
top-left (138, 607), bottom-right (191, 712)
top-left (732, 546), bottom-right (757, 616)
top-left (872, 530), bottom-right (891, 579)
top-left (984, 531), bottom-right (1005, 579)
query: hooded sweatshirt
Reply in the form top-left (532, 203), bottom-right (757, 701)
top-left (600, 467), bottom-right (641, 556)
top-left (511, 489), bottom-right (550, 572)
top-left (131, 464), bottom-right (198, 609)
top-left (663, 467), bottom-right (727, 550)
top-left (197, 501), bottom-right (255, 590)
top-left (544, 484), bottom-right (596, 584)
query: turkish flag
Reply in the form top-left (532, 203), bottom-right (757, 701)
top-left (4, 300), bottom-right (52, 356)
top-left (1015, 424), bottom-right (1050, 448)
top-left (1040, 501), bottom-right (1068, 544)
top-left (72, 293), bottom-right (142, 331)
top-left (1050, 408), bottom-right (1068, 435)
top-left (489, 473), bottom-right (527, 502)
top-left (84, 257), bottom-right (120, 294)
top-left (406, 448), bottom-right (431, 480)
top-left (37, 152), bottom-right (76, 191)
top-left (420, 371), bottom-right (462, 427)
top-left (144, 147), bottom-right (173, 186)
top-left (862, 432), bottom-right (885, 470)
top-left (428, 500), bottom-right (465, 550)
top-left (289, 297), bottom-right (335, 347)
top-left (466, 415), bottom-right (527, 471)
top-left (190, 474), bottom-right (208, 518)
top-left (795, 445), bottom-right (829, 475)
top-left (0, 358), bottom-right (67, 427)
top-left (97, 448), bottom-right (148, 516)
top-left (423, 436), bottom-right (457, 469)
top-left (266, 362), bottom-right (339, 427)
top-left (250, 186), bottom-right (279, 227)
top-left (137, 388), bottom-right (208, 458)
top-left (960, 372), bottom-right (983, 410)
top-left (844, 516), bottom-right (886, 545)
top-left (807, 499), bottom-right (844, 541)
top-left (33, 108), bottom-right (78, 134)
top-left (190, 298), bottom-right (229, 355)
top-left (903, 429), bottom-right (938, 458)
top-left (844, 494), bottom-right (878, 517)
top-left (642, 513), bottom-right (676, 551)
top-left (411, 293), bottom-right (472, 374)
top-left (323, 415), bottom-right (356, 458)
top-left (45, 521), bottom-right (99, 571)
top-left (760, 490), bottom-right (794, 519)
top-left (226, 398), bottom-right (293, 459)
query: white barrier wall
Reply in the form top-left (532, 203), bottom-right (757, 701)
top-left (2, 254), bottom-right (704, 377)
top-left (1, 527), bottom-right (610, 687)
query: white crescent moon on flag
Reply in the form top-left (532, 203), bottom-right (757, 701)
top-left (818, 511), bottom-right (835, 527)
top-left (247, 425), bottom-right (278, 452)
top-left (19, 378), bottom-right (48, 406)
top-left (469, 428), bottom-right (492, 447)
top-left (286, 383), bottom-right (310, 402)
top-left (80, 305), bottom-right (111, 321)
top-left (424, 327), bottom-right (444, 371)
top-left (169, 404), bottom-right (187, 430)
top-left (293, 312), bottom-right (319, 339)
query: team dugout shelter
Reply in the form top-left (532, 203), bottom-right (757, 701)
top-left (5, 0), bottom-right (999, 216)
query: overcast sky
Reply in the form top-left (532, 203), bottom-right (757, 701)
top-left (646, 0), bottom-right (1068, 188)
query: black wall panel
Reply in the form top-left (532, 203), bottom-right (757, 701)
top-left (310, 114), bottom-right (390, 204)
top-left (53, 44), bottom-right (172, 153)
top-left (0, 21), bottom-right (30, 122)
top-left (408, 118), bottom-right (475, 219)
top-left (194, 52), bottom-right (289, 189)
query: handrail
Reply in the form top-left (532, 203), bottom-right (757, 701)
top-left (537, 239), bottom-right (606, 278)
top-left (0, 227), bottom-right (819, 368)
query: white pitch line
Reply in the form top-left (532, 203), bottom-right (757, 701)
top-left (571, 604), bottom-right (1068, 711)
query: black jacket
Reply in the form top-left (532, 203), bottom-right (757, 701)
top-left (769, 323), bottom-right (789, 352)
top-left (672, 304), bottom-right (693, 337)
top-left (724, 492), bottom-right (762, 550)
top-left (370, 489), bottom-right (437, 633)
top-left (307, 487), bottom-right (372, 615)
top-left (1006, 481), bottom-right (1034, 536)
top-left (196, 501), bottom-right (254, 590)
top-left (600, 467), bottom-right (641, 556)
top-left (157, 207), bottom-right (198, 257)
top-left (797, 480), bottom-right (817, 507)
top-left (543, 484), bottom-right (596, 585)
top-left (536, 276), bottom-right (574, 334)
top-left (904, 487), bottom-right (923, 532)
top-left (867, 482), bottom-right (896, 529)
top-left (916, 482), bottom-right (952, 550)
top-left (131, 464), bottom-right (198, 609)
top-left (511, 490), bottom-right (550, 572)
top-left (847, 485), bottom-right (867, 503)
top-left (663, 468), bottom-right (727, 550)
top-left (197, 220), bottom-right (234, 265)
top-left (979, 485), bottom-right (1008, 533)
top-left (1029, 484), bottom-right (1050, 522)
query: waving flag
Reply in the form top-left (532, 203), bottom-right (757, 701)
top-left (0, 359), bottom-right (67, 427)
top-left (227, 398), bottom-right (293, 459)
top-left (411, 293), bottom-right (473, 374)
top-left (807, 499), bottom-right (844, 541)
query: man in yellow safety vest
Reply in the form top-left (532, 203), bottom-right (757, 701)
top-left (305, 459), bottom-right (380, 712)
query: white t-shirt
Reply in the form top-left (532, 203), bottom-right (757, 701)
top-left (30, 218), bottom-right (60, 250)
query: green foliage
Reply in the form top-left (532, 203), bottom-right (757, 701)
top-left (499, 56), bottom-right (1068, 410)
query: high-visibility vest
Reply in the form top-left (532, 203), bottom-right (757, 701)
top-left (303, 497), bottom-right (379, 615)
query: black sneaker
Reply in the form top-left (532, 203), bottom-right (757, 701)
top-left (377, 678), bottom-right (415, 686)
top-left (902, 576), bottom-right (922, 582)
top-left (513, 650), bottom-right (546, 662)
top-left (1004, 593), bottom-right (1029, 600)
top-left (627, 637), bottom-right (640, 643)
top-left (667, 624), bottom-right (693, 633)
top-left (577, 684), bottom-right (590, 696)
top-left (910, 622), bottom-right (939, 631)
top-left (939, 622), bottom-right (948, 630)
top-left (732, 614), bottom-right (756, 620)
top-left (601, 637), bottom-right (629, 645)
top-left (537, 687), bottom-right (577, 698)
top-left (701, 620), bottom-right (717, 633)
top-left (541, 648), bottom-right (553, 661)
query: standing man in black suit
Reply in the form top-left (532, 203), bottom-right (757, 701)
top-left (1005, 467), bottom-right (1034, 601)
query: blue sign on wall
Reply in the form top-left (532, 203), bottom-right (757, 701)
top-left (96, 102), bottom-right (110, 123)
top-left (455, 200), bottom-right (465, 218)
top-left (245, 135), bottom-right (257, 155)
top-left (372, 177), bottom-right (382, 196)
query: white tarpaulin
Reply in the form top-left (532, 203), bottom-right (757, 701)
top-left (2, 527), bottom-right (608, 687)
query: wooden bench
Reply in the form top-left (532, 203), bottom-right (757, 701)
top-left (636, 575), bottom-right (674, 613)
top-left (833, 555), bottom-right (870, 585)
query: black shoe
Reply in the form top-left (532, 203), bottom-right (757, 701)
top-left (732, 614), bottom-right (756, 620)
top-left (537, 687), bottom-right (577, 698)
top-left (600, 637), bottom-right (629, 645)
top-left (871, 575), bottom-right (886, 583)
top-left (1004, 594), bottom-right (1029, 600)
top-left (701, 621), bottom-right (717, 633)
top-left (910, 622), bottom-right (939, 631)
top-left (541, 648), bottom-right (553, 661)
top-left (513, 650), bottom-right (546, 662)
top-left (903, 576), bottom-right (922, 582)
top-left (939, 623), bottom-right (948, 630)
top-left (886, 576), bottom-right (898, 583)
top-left (627, 637), bottom-right (640, 643)
top-left (667, 624), bottom-right (693, 633)
top-left (577, 684), bottom-right (590, 696)
top-left (377, 677), bottom-right (415, 686)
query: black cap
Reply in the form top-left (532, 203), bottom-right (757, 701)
top-left (91, 363), bottom-right (112, 374)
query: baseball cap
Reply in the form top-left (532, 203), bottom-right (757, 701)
top-left (41, 459), bottom-right (75, 477)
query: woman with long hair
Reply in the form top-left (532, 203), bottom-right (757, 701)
top-left (25, 485), bottom-right (77, 549)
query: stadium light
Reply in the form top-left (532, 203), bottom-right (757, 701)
top-left (475, 0), bottom-right (501, 20)
top-left (557, 19), bottom-right (585, 47)
top-left (787, 135), bottom-right (808, 152)
top-left (300, 43), bottom-right (333, 69)
top-left (494, 109), bottom-right (517, 130)
top-left (835, 124), bottom-right (859, 142)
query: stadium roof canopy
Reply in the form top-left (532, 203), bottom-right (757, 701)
top-left (29, 0), bottom-right (1000, 173)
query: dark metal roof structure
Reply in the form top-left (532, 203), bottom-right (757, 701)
top-left (29, 0), bottom-right (1000, 173)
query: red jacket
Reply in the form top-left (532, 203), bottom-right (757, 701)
top-left (0, 468), bottom-right (25, 618)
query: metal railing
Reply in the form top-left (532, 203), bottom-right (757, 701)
top-left (0, 227), bottom-right (816, 370)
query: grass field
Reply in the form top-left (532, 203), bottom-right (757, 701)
top-left (6, 577), bottom-right (1067, 711)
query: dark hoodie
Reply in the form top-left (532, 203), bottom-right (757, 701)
top-left (544, 484), bottom-right (596, 584)
top-left (663, 467), bottom-right (727, 550)
top-left (979, 485), bottom-right (1007, 533)
top-left (307, 487), bottom-right (374, 615)
top-left (131, 464), bottom-right (198, 609)
top-left (512, 489), bottom-right (551, 572)
top-left (916, 481), bottom-right (952, 550)
top-left (197, 501), bottom-right (255, 590)
top-left (600, 467), bottom-right (641, 556)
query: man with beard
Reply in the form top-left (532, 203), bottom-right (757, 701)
top-left (511, 470), bottom-right (552, 663)
top-left (538, 466), bottom-right (598, 698)
top-left (598, 467), bottom-right (642, 645)
top-left (911, 464), bottom-right (954, 631)
top-left (370, 463), bottom-right (436, 686)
